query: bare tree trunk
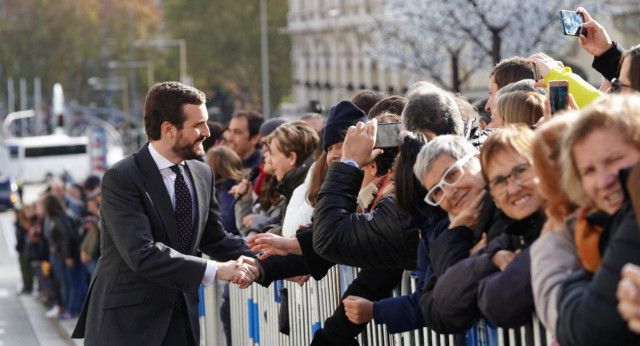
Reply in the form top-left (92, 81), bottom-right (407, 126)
top-left (491, 28), bottom-right (502, 65)
top-left (450, 52), bottom-right (461, 92)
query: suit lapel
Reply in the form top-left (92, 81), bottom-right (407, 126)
top-left (137, 144), bottom-right (180, 249)
top-left (184, 160), bottom-right (207, 254)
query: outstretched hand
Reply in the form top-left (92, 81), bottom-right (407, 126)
top-left (247, 233), bottom-right (302, 260)
top-left (576, 7), bottom-right (613, 57)
top-left (216, 258), bottom-right (259, 289)
top-left (341, 119), bottom-right (383, 168)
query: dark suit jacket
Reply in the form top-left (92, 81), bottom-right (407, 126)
top-left (72, 144), bottom-right (253, 345)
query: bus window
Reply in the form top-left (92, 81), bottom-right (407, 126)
top-left (25, 145), bottom-right (87, 157)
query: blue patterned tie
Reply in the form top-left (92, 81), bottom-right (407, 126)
top-left (170, 165), bottom-right (193, 254)
top-left (170, 165), bottom-right (193, 310)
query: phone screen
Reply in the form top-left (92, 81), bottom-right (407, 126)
top-left (375, 122), bottom-right (402, 148)
top-left (559, 10), bottom-right (584, 36)
top-left (549, 84), bottom-right (569, 114)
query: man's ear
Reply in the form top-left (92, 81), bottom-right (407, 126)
top-left (161, 121), bottom-right (176, 140)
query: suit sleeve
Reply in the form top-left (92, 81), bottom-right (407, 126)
top-left (198, 168), bottom-right (255, 261)
top-left (100, 168), bottom-right (206, 296)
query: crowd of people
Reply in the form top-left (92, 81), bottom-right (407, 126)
top-left (13, 7), bottom-right (640, 346)
top-left (14, 175), bottom-right (101, 320)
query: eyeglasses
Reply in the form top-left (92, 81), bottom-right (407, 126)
top-left (611, 78), bottom-right (633, 93)
top-left (489, 162), bottom-right (534, 196)
top-left (424, 152), bottom-right (477, 206)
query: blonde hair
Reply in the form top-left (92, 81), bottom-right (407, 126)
top-left (266, 120), bottom-right (319, 166)
top-left (562, 94), bottom-right (640, 205)
top-left (206, 146), bottom-right (245, 182)
top-left (497, 91), bottom-right (544, 126)
top-left (480, 124), bottom-right (535, 184)
top-left (532, 113), bottom-right (579, 219)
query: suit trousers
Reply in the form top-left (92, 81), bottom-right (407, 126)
top-left (161, 306), bottom-right (196, 346)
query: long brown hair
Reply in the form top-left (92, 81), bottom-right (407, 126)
top-left (532, 114), bottom-right (579, 219)
top-left (206, 146), bottom-right (245, 182)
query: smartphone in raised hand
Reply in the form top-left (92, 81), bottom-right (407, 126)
top-left (559, 10), bottom-right (586, 37)
top-left (549, 80), bottom-right (569, 115)
top-left (374, 122), bottom-right (402, 149)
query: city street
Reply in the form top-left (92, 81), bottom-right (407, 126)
top-left (0, 183), bottom-right (75, 346)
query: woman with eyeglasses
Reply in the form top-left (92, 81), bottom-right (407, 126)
top-left (554, 95), bottom-right (640, 346)
top-left (415, 126), bottom-right (546, 334)
top-left (611, 44), bottom-right (639, 93)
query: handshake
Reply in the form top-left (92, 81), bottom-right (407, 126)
top-left (215, 256), bottom-right (261, 289)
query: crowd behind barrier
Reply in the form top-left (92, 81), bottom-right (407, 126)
top-left (197, 267), bottom-right (554, 346)
top-left (9, 7), bottom-right (640, 345)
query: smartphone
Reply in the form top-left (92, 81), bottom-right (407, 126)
top-left (549, 80), bottom-right (569, 114)
top-left (559, 10), bottom-right (585, 37)
top-left (375, 122), bottom-right (402, 148)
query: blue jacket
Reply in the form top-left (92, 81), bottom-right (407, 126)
top-left (372, 213), bottom-right (449, 333)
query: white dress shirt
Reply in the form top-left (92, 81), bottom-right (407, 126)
top-left (148, 142), bottom-right (217, 286)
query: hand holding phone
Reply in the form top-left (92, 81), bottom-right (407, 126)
top-left (549, 80), bottom-right (569, 114)
top-left (559, 10), bottom-right (586, 37)
top-left (375, 122), bottom-right (402, 149)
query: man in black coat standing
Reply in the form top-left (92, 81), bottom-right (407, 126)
top-left (72, 82), bottom-right (258, 346)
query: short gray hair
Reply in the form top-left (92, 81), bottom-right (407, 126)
top-left (497, 79), bottom-right (547, 98)
top-left (413, 135), bottom-right (479, 182)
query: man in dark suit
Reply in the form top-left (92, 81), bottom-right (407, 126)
top-left (72, 82), bottom-right (258, 345)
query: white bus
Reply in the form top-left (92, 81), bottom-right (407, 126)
top-left (1, 134), bottom-right (91, 183)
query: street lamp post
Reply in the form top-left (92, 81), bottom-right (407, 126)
top-left (133, 39), bottom-right (189, 85)
top-left (108, 60), bottom-right (156, 90)
top-left (88, 76), bottom-right (130, 152)
top-left (260, 0), bottom-right (271, 118)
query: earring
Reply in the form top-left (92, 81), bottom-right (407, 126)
top-left (290, 162), bottom-right (294, 166)
top-left (371, 171), bottom-right (375, 176)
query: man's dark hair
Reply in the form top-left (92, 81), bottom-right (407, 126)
top-left (231, 110), bottom-right (265, 139)
top-left (351, 89), bottom-right (387, 115)
top-left (393, 131), bottom-right (432, 218)
top-left (144, 82), bottom-right (206, 141)
top-left (490, 57), bottom-right (535, 89)
top-left (202, 121), bottom-right (224, 153)
top-left (402, 82), bottom-right (463, 136)
top-left (368, 95), bottom-right (407, 119)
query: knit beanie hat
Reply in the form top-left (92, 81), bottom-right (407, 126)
top-left (323, 101), bottom-right (368, 151)
top-left (259, 118), bottom-right (287, 137)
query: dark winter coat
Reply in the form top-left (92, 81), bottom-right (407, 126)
top-left (420, 196), bottom-right (544, 333)
top-left (313, 162), bottom-right (420, 270)
top-left (556, 166), bottom-right (640, 346)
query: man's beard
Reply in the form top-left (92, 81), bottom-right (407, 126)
top-left (172, 135), bottom-right (206, 160)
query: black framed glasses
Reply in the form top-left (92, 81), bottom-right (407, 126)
top-left (489, 162), bottom-right (534, 196)
top-left (611, 78), bottom-right (633, 93)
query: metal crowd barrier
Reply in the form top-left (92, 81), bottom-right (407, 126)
top-left (201, 264), bottom-right (554, 346)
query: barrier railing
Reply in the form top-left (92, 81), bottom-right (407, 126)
top-left (201, 264), bottom-right (553, 346)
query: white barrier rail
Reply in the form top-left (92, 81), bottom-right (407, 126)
top-left (201, 266), bottom-right (553, 346)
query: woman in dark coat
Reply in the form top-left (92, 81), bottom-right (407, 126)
top-left (556, 95), bottom-right (640, 346)
top-left (414, 126), bottom-right (546, 334)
